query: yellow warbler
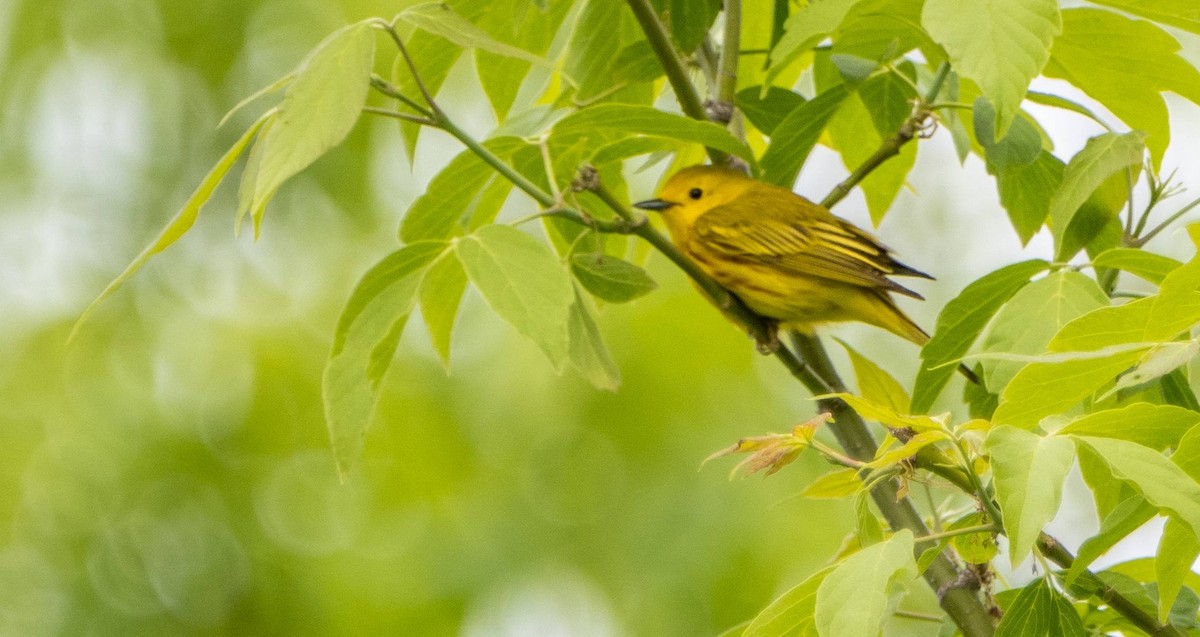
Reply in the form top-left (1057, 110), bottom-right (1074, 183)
top-left (634, 165), bottom-right (978, 383)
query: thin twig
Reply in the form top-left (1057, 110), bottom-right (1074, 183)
top-left (369, 75), bottom-right (434, 117)
top-left (917, 524), bottom-right (1001, 545)
top-left (1132, 195), bottom-right (1200, 247)
top-left (361, 106), bottom-right (437, 126)
top-left (894, 609), bottom-right (945, 623)
top-left (820, 62), bottom-right (950, 209)
top-left (377, 20), bottom-right (442, 116)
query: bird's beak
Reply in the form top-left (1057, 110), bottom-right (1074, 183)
top-left (633, 198), bottom-right (676, 211)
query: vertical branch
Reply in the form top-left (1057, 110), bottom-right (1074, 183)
top-left (624, 0), bottom-right (730, 165)
top-left (716, 0), bottom-right (741, 107)
top-left (625, 0), bottom-right (707, 121)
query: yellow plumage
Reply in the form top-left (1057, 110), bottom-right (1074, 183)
top-left (635, 164), bottom-right (933, 347)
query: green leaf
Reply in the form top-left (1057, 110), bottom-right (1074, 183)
top-left (766, 0), bottom-right (862, 86)
top-left (801, 468), bottom-right (863, 499)
top-left (418, 251), bottom-right (468, 370)
top-left (995, 580), bottom-right (1086, 637)
top-left (399, 137), bottom-right (526, 242)
top-left (866, 430), bottom-right (950, 470)
top-left (858, 66), bottom-right (918, 135)
top-left (949, 513), bottom-right (999, 564)
top-left (1043, 9), bottom-right (1200, 165)
top-left (566, 287), bottom-right (621, 391)
top-left (1078, 444), bottom-right (1138, 520)
top-left (1066, 495), bottom-right (1157, 584)
top-left (736, 86), bottom-right (807, 136)
top-left (552, 105), bottom-right (755, 164)
top-left (832, 0), bottom-right (943, 64)
top-left (855, 492), bottom-right (884, 547)
top-left (235, 115), bottom-right (274, 232)
top-left (760, 85), bottom-right (850, 187)
top-left (323, 241), bottom-right (448, 478)
top-left (814, 530), bottom-right (916, 637)
top-left (570, 253), bottom-right (657, 303)
top-left (983, 426), bottom-right (1075, 565)
top-left (992, 349), bottom-right (1146, 429)
top-left (217, 73), bottom-right (292, 129)
top-left (1057, 169), bottom-right (1128, 262)
top-left (829, 53), bottom-right (877, 87)
top-left (249, 21), bottom-right (376, 237)
top-left (1048, 131), bottom-right (1145, 256)
top-left (822, 393), bottom-right (945, 433)
top-left (993, 151), bottom-right (1064, 246)
top-left (912, 260), bottom-right (1050, 413)
top-left (981, 271), bottom-right (1108, 391)
top-left (1092, 248), bottom-right (1183, 286)
top-left (455, 225), bottom-right (575, 368)
top-left (396, 3), bottom-right (550, 67)
top-left (826, 84), bottom-right (916, 225)
top-left (611, 40), bottom-right (664, 84)
top-left (1173, 424), bottom-right (1200, 480)
top-left (473, 0), bottom-right (568, 120)
top-left (743, 566), bottom-right (834, 637)
top-left (563, 0), bottom-right (625, 101)
top-left (1161, 368), bottom-right (1200, 412)
top-left (974, 100), bottom-right (1044, 170)
top-left (1157, 517), bottom-right (1200, 622)
top-left (1025, 91), bottom-right (1111, 129)
top-left (838, 340), bottom-right (910, 413)
top-left (922, 0), bottom-right (1061, 139)
top-left (669, 0), bottom-right (721, 52)
top-left (70, 112), bottom-right (272, 342)
top-left (1108, 340), bottom-right (1200, 398)
top-left (1073, 436), bottom-right (1200, 542)
top-left (1057, 403), bottom-right (1200, 451)
top-left (1086, 0), bottom-right (1200, 35)
top-left (994, 247), bottom-right (1200, 427)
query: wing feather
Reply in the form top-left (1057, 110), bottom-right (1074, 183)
top-left (691, 191), bottom-right (930, 299)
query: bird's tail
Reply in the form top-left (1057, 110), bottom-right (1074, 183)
top-left (869, 292), bottom-right (982, 386)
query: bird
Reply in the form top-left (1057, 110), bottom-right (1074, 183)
top-left (633, 164), bottom-right (979, 384)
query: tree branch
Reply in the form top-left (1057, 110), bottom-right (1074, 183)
top-left (715, 0), bottom-right (741, 129)
top-left (624, 0), bottom-right (730, 165)
top-left (820, 62), bottom-right (949, 209)
top-left (1038, 536), bottom-right (1186, 637)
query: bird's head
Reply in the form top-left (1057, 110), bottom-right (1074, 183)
top-left (633, 164), bottom-right (754, 228)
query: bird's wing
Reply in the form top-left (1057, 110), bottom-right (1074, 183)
top-left (692, 193), bottom-right (930, 299)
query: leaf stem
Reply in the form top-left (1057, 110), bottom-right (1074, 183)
top-left (369, 74), bottom-right (434, 117)
top-left (438, 118), bottom-right (557, 209)
top-left (894, 609), bottom-right (945, 623)
top-left (953, 437), bottom-right (1005, 527)
top-left (376, 20), bottom-right (443, 117)
top-left (917, 523), bottom-right (1001, 545)
top-left (811, 440), bottom-right (868, 469)
top-left (1132, 195), bottom-right (1200, 247)
top-left (361, 106), bottom-right (437, 126)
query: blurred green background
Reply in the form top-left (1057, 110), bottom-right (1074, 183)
top-left (2, 0), bottom-right (1198, 635)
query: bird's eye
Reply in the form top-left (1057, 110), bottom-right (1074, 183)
top-left (689, 188), bottom-right (703, 200)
